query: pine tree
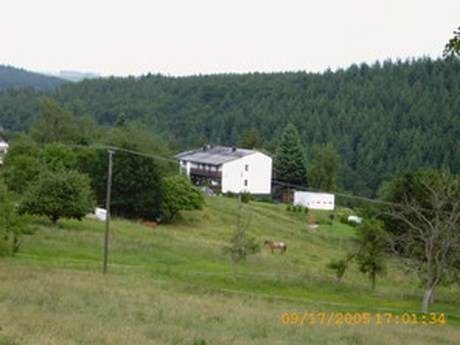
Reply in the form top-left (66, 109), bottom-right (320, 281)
top-left (273, 124), bottom-right (307, 185)
top-left (444, 26), bottom-right (460, 57)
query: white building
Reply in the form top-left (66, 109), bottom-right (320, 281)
top-left (293, 191), bottom-right (335, 210)
top-left (175, 145), bottom-right (272, 194)
top-left (0, 137), bottom-right (8, 165)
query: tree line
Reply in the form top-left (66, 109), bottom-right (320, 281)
top-left (0, 98), bottom-right (204, 256)
top-left (0, 58), bottom-right (459, 196)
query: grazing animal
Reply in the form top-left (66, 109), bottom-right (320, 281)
top-left (264, 240), bottom-right (287, 254)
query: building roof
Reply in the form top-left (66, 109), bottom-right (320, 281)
top-left (175, 146), bottom-right (257, 165)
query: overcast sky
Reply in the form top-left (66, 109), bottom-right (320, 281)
top-left (1, 0), bottom-right (458, 76)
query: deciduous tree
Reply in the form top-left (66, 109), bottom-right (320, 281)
top-left (308, 143), bottom-right (340, 192)
top-left (20, 170), bottom-right (94, 224)
top-left (161, 175), bottom-right (204, 223)
top-left (380, 170), bottom-right (460, 312)
top-left (223, 197), bottom-right (260, 276)
top-left (30, 98), bottom-right (77, 144)
top-left (355, 220), bottom-right (387, 290)
top-left (2, 134), bottom-right (41, 194)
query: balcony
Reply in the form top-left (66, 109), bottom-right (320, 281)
top-left (190, 168), bottom-right (222, 179)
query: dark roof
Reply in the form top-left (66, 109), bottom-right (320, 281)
top-left (175, 146), bottom-right (257, 165)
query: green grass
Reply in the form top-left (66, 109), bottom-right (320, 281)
top-left (0, 196), bottom-right (459, 344)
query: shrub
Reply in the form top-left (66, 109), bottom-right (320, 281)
top-left (318, 218), bottom-right (332, 225)
top-left (0, 183), bottom-right (34, 255)
top-left (192, 340), bottom-right (207, 345)
top-left (286, 205), bottom-right (292, 212)
top-left (327, 259), bottom-right (349, 282)
top-left (224, 192), bottom-right (236, 198)
top-left (0, 233), bottom-right (10, 256)
top-left (20, 170), bottom-right (94, 224)
top-left (3, 155), bottom-right (41, 194)
top-left (253, 195), bottom-right (273, 203)
top-left (241, 192), bottom-right (251, 203)
top-left (162, 175), bottom-right (204, 223)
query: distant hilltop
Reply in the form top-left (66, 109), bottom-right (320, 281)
top-left (55, 70), bottom-right (100, 82)
top-left (0, 65), bottom-right (101, 91)
top-left (0, 65), bottom-right (67, 91)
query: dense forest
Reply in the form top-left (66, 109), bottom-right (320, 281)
top-left (0, 65), bottom-right (67, 91)
top-left (0, 58), bottom-right (459, 196)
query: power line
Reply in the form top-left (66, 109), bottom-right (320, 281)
top-left (67, 143), bottom-right (179, 164)
top-left (66, 143), bottom-right (178, 274)
top-left (271, 179), bottom-right (456, 215)
top-left (67, 144), bottom-right (454, 214)
top-left (271, 179), bottom-right (396, 207)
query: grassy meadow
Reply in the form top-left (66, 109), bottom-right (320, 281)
top-left (0, 196), bottom-right (459, 344)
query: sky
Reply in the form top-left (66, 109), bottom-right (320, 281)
top-left (1, 0), bottom-right (459, 77)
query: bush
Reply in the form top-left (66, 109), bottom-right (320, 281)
top-left (192, 340), bottom-right (207, 345)
top-left (252, 195), bottom-right (273, 203)
top-left (304, 207), bottom-right (309, 214)
top-left (38, 143), bottom-right (78, 172)
top-left (0, 233), bottom-right (10, 256)
top-left (241, 192), bottom-right (251, 203)
top-left (327, 259), bottom-right (349, 282)
top-left (162, 175), bottom-right (204, 223)
top-left (286, 205), bottom-right (292, 212)
top-left (339, 213), bottom-right (358, 227)
top-left (20, 170), bottom-right (94, 223)
top-left (224, 191), bottom-right (237, 199)
top-left (0, 183), bottom-right (34, 255)
top-left (318, 218), bottom-right (333, 225)
top-left (2, 155), bottom-right (41, 194)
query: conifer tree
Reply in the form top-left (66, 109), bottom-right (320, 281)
top-left (273, 124), bottom-right (307, 185)
top-left (444, 26), bottom-right (460, 57)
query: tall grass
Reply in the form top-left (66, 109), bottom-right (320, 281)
top-left (0, 196), bottom-right (458, 344)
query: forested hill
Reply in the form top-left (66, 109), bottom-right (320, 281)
top-left (0, 65), bottom-right (66, 90)
top-left (0, 58), bottom-right (459, 195)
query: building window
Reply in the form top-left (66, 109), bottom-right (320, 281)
top-left (245, 164), bottom-right (249, 172)
top-left (244, 179), bottom-right (248, 187)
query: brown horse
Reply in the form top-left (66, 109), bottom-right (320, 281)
top-left (264, 240), bottom-right (287, 254)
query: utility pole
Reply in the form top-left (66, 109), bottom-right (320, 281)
top-left (103, 149), bottom-right (115, 274)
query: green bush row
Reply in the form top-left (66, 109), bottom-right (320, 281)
top-left (286, 205), bottom-right (309, 214)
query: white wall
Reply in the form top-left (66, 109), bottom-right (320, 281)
top-left (294, 191), bottom-right (335, 210)
top-left (221, 152), bottom-right (272, 194)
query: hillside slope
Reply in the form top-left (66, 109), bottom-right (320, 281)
top-left (0, 65), bottom-right (66, 90)
top-left (1, 58), bottom-right (459, 196)
top-left (0, 196), bottom-right (458, 344)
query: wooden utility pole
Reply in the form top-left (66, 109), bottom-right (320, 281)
top-left (103, 149), bottom-right (115, 274)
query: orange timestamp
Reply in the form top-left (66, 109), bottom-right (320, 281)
top-left (280, 311), bottom-right (447, 326)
